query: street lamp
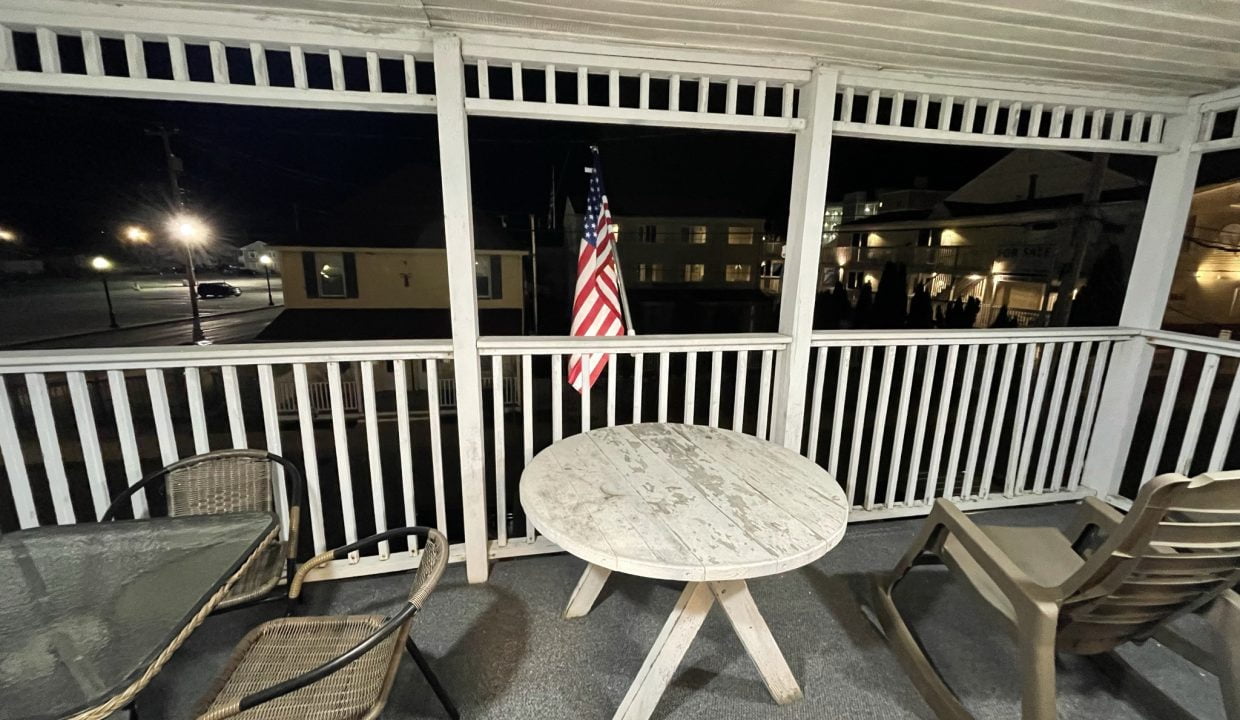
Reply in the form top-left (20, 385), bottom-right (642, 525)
top-left (168, 214), bottom-right (208, 342)
top-left (0, 228), bottom-right (15, 242)
top-left (259, 253), bottom-right (275, 306)
top-left (123, 225), bottom-right (150, 243)
top-left (91, 256), bottom-right (119, 329)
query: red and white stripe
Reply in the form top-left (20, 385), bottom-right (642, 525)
top-left (568, 196), bottom-right (625, 392)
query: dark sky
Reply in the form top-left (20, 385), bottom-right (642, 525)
top-left (3, 91), bottom-right (1212, 253)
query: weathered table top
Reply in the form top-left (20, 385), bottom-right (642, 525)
top-left (520, 423), bottom-right (849, 581)
top-left (0, 512), bottom-right (277, 720)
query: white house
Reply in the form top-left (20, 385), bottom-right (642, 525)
top-left (237, 239), bottom-right (277, 274)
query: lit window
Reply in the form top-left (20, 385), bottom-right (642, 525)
top-left (683, 264), bottom-right (705, 282)
top-left (639, 263), bottom-right (667, 282)
top-left (476, 257), bottom-right (495, 299)
top-left (317, 251), bottom-right (347, 297)
top-left (725, 264), bottom-right (752, 282)
top-left (683, 225), bottom-right (707, 244)
top-left (727, 226), bottom-right (754, 245)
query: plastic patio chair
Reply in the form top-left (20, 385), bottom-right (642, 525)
top-left (193, 526), bottom-right (458, 720)
top-left (102, 449), bottom-right (303, 610)
top-left (872, 471), bottom-right (1240, 720)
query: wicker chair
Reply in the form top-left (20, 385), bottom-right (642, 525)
top-left (194, 527), bottom-right (458, 720)
top-left (872, 471), bottom-right (1240, 719)
top-left (102, 449), bottom-right (303, 610)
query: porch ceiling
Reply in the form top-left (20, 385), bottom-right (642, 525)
top-left (119, 0), bottom-right (1240, 96)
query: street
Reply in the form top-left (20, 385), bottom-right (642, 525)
top-left (0, 275), bottom-right (283, 348)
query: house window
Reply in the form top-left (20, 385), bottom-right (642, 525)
top-left (683, 225), bottom-right (707, 244)
top-left (683, 264), bottom-right (705, 282)
top-left (725, 264), bottom-right (752, 282)
top-left (316, 252), bottom-right (347, 297)
top-left (727, 226), bottom-right (755, 245)
top-left (639, 263), bottom-right (666, 282)
top-left (641, 224), bottom-right (658, 243)
top-left (475, 255), bottom-right (503, 299)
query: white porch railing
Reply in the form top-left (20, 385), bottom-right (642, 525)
top-left (0, 327), bottom-right (1236, 581)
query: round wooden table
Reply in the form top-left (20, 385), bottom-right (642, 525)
top-left (520, 423), bottom-right (849, 720)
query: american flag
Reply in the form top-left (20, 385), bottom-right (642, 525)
top-left (568, 147), bottom-right (626, 392)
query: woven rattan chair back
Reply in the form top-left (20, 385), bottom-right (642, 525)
top-left (165, 451), bottom-right (277, 517)
top-left (410, 527), bottom-right (449, 609)
top-left (1058, 471), bottom-right (1240, 654)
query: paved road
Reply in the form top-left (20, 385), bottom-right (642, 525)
top-left (0, 275), bottom-right (283, 348)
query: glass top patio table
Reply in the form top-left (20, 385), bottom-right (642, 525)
top-left (0, 512), bottom-right (278, 720)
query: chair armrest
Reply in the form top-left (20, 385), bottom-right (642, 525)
top-left (267, 454), bottom-right (304, 560)
top-left (100, 468), bottom-right (169, 521)
top-left (197, 604), bottom-right (418, 720)
top-left (289, 527), bottom-right (437, 599)
top-left (1064, 496), bottom-right (1126, 554)
top-left (924, 499), bottom-right (1056, 609)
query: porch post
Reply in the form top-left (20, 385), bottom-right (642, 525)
top-left (1080, 112), bottom-right (1202, 497)
top-left (433, 35), bottom-right (490, 583)
top-left (770, 66), bottom-right (838, 452)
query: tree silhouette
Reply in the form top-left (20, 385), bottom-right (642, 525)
top-left (873, 261), bottom-right (909, 328)
top-left (854, 281), bottom-right (875, 328)
top-left (1069, 243), bottom-right (1127, 326)
top-left (908, 282), bottom-right (933, 329)
top-left (991, 305), bottom-right (1020, 328)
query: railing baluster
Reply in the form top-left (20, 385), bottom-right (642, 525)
top-left (830, 347), bottom-right (851, 478)
top-left (657, 351), bottom-right (671, 422)
top-left (0, 377), bottom-right (37, 528)
top-left (892, 91), bottom-right (906, 125)
top-left (551, 353), bottom-right (563, 441)
top-left (781, 82), bottom-right (794, 118)
top-left (184, 367), bottom-right (210, 454)
top-left (403, 54), bottom-right (417, 94)
top-left (1176, 351), bottom-right (1219, 474)
top-left (168, 36), bottom-right (188, 81)
top-left (1070, 341), bottom-right (1111, 489)
top-left (606, 353), bottom-right (617, 427)
top-left (887, 345), bottom-right (917, 507)
top-left (250, 43), bottom-right (269, 87)
top-left (866, 346), bottom-right (896, 510)
top-left (292, 364), bottom-right (326, 552)
top-left (326, 362), bottom-right (358, 550)
top-left (81, 30), bottom-right (103, 76)
top-left (725, 78), bottom-right (738, 115)
top-left (708, 350), bottom-right (723, 427)
top-left (1016, 343), bottom-right (1055, 493)
top-left (906, 345), bottom-right (937, 505)
top-left (961, 345), bottom-right (997, 499)
top-left (609, 68), bottom-right (620, 107)
top-left (360, 361), bottom-right (388, 558)
top-left (577, 66), bottom-right (588, 105)
top-left (24, 374), bottom-right (72, 524)
top-left (670, 74), bottom-right (681, 110)
top-left (683, 351), bottom-right (698, 423)
top-left (425, 360), bottom-right (448, 538)
top-left (633, 353), bottom-right (644, 422)
top-left (392, 360), bottom-right (416, 543)
top-left (257, 364), bottom-right (290, 538)
top-left (209, 40), bottom-right (228, 84)
top-left (638, 71), bottom-right (650, 109)
top-left (328, 48), bottom-right (344, 91)
top-left (938, 95), bottom-right (954, 130)
top-left (943, 344), bottom-right (977, 499)
top-left (1051, 342), bottom-right (1091, 491)
top-left (108, 370), bottom-right (148, 519)
top-left (732, 350), bottom-right (749, 432)
top-left (847, 346), bottom-right (874, 506)
top-left (755, 80), bottom-right (768, 117)
top-left (67, 372), bottom-right (108, 520)
top-left (923, 345), bottom-right (958, 504)
top-left (491, 355), bottom-right (507, 546)
top-left (1143, 348), bottom-right (1186, 480)
top-left (982, 344), bottom-right (1018, 498)
top-left (146, 369), bottom-right (178, 465)
top-left (806, 346), bottom-right (828, 461)
top-left (290, 45), bottom-right (307, 89)
top-left (221, 365), bottom-right (247, 449)
top-left (522, 354), bottom-right (535, 540)
top-left (1209, 358), bottom-right (1240, 472)
top-left (697, 76), bottom-right (710, 113)
top-left (35, 27), bottom-right (59, 73)
top-left (756, 349), bottom-right (774, 440)
top-left (1004, 344), bottom-right (1036, 497)
top-left (512, 61), bottom-right (523, 101)
top-left (123, 33), bottom-right (146, 78)
top-left (1033, 343), bottom-right (1074, 493)
top-left (840, 86), bottom-right (854, 122)
top-left (962, 97), bottom-right (977, 131)
top-left (365, 51), bottom-right (380, 93)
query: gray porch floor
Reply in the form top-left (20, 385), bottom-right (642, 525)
top-left (140, 505), bottom-right (1226, 719)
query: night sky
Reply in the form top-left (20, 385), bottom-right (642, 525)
top-left (4, 91), bottom-right (1226, 254)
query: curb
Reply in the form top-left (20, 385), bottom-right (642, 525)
top-left (0, 305), bottom-right (284, 349)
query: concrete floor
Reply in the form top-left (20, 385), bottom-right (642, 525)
top-left (140, 505), bottom-right (1227, 719)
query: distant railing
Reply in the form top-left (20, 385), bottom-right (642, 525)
top-left (437, 374), bottom-right (520, 409)
top-left (276, 379), bottom-right (360, 416)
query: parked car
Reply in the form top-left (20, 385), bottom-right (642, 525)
top-left (198, 281), bottom-right (242, 299)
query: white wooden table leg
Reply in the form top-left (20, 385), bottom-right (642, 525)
top-left (613, 582), bottom-right (714, 720)
top-left (710, 580), bottom-right (803, 704)
top-left (564, 562), bottom-right (612, 618)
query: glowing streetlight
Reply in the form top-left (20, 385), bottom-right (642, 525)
top-left (0, 229), bottom-right (15, 242)
top-left (90, 256), bottom-right (119, 329)
top-left (167, 213), bottom-right (208, 342)
top-left (123, 225), bottom-right (150, 243)
top-left (259, 253), bottom-right (275, 306)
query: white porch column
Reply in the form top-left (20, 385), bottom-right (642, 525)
top-left (1080, 112), bottom-right (1202, 496)
top-left (433, 35), bottom-right (490, 583)
top-left (770, 67), bottom-right (838, 451)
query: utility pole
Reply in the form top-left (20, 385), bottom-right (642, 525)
top-left (147, 125), bottom-right (204, 342)
top-left (1050, 153), bottom-right (1110, 326)
top-left (528, 213), bottom-right (540, 334)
